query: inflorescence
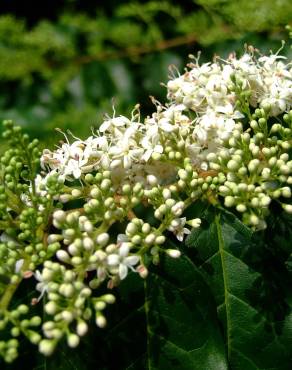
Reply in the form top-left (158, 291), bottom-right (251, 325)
top-left (0, 47), bottom-right (291, 362)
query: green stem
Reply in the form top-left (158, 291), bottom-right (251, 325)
top-left (0, 258), bottom-right (30, 312)
top-left (215, 212), bottom-right (231, 362)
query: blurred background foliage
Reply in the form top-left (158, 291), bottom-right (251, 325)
top-left (0, 0), bottom-right (291, 147)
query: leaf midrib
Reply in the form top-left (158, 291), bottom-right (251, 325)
top-left (215, 213), bottom-right (232, 362)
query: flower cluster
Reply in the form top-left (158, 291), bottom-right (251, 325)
top-left (0, 48), bottom-right (291, 362)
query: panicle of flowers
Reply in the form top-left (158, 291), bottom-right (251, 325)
top-left (0, 47), bottom-right (291, 362)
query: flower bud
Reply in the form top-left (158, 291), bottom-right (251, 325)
top-left (162, 188), bottom-right (171, 199)
top-left (147, 175), bottom-right (158, 186)
top-left (282, 204), bottom-right (292, 214)
top-left (83, 237), bottom-right (94, 251)
top-left (166, 249), bottom-right (181, 258)
top-left (53, 210), bottom-right (66, 223)
top-left (59, 283), bottom-right (75, 298)
top-left (45, 301), bottom-right (58, 315)
top-left (260, 196), bottom-right (271, 207)
top-left (224, 196), bottom-right (235, 207)
top-left (155, 235), bottom-right (166, 244)
top-left (59, 194), bottom-right (72, 203)
top-left (77, 321), bottom-right (88, 336)
top-left (248, 159), bottom-right (260, 173)
top-left (132, 235), bottom-right (142, 245)
top-left (281, 187), bottom-right (291, 198)
top-left (56, 250), bottom-right (71, 263)
top-left (47, 234), bottom-right (63, 244)
top-left (67, 334), bottom-right (80, 348)
top-left (136, 264), bottom-right (148, 278)
top-left (249, 214), bottom-right (259, 226)
top-left (96, 314), bottom-right (107, 328)
top-left (126, 222), bottom-right (138, 235)
top-left (60, 310), bottom-right (73, 323)
top-left (39, 339), bottom-right (55, 356)
top-left (187, 218), bottom-right (201, 228)
top-left (71, 189), bottom-right (82, 198)
top-left (102, 294), bottom-right (116, 304)
top-left (227, 160), bottom-right (240, 171)
top-left (261, 168), bottom-right (271, 179)
top-left (236, 204), bottom-right (246, 213)
top-left (142, 223), bottom-right (151, 234)
top-left (145, 234), bottom-right (156, 245)
top-left (96, 233), bottom-right (109, 246)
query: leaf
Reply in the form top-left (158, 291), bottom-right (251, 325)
top-left (29, 254), bottom-right (227, 370)
top-left (136, 256), bottom-right (228, 370)
top-left (186, 206), bottom-right (292, 370)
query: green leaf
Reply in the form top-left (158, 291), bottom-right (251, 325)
top-left (28, 254), bottom-right (227, 370)
top-left (186, 207), bottom-right (292, 369)
top-left (138, 256), bottom-right (228, 370)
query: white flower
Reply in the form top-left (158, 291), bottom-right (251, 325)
top-left (99, 116), bottom-right (131, 133)
top-left (141, 135), bottom-right (163, 162)
top-left (107, 243), bottom-right (139, 280)
top-left (34, 270), bottom-right (49, 302)
top-left (168, 217), bottom-right (191, 242)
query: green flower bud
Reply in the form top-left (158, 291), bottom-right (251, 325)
top-left (282, 204), bottom-right (292, 214)
top-left (142, 223), bottom-right (151, 234)
top-left (155, 235), bottom-right (166, 244)
top-left (45, 301), bottom-right (58, 315)
top-left (96, 314), bottom-right (107, 328)
top-left (67, 334), bottom-right (80, 348)
top-left (39, 340), bottom-right (56, 356)
top-left (281, 187), bottom-right (291, 198)
top-left (145, 234), bottom-right (156, 245)
top-left (71, 189), bottom-right (82, 198)
top-left (227, 160), bottom-right (240, 171)
top-left (96, 233), bottom-right (109, 246)
top-left (102, 294), bottom-right (116, 304)
top-left (77, 321), bottom-right (88, 336)
top-left (260, 196), bottom-right (271, 207)
top-left (236, 204), bottom-right (247, 213)
top-left (248, 159), bottom-right (260, 173)
top-left (224, 196), bottom-right (235, 207)
top-left (132, 235), bottom-right (142, 245)
top-left (166, 249), bottom-right (181, 258)
top-left (249, 214), bottom-right (259, 226)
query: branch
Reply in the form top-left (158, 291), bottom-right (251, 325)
top-left (74, 33), bottom-right (198, 65)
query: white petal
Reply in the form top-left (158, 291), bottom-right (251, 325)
top-left (125, 255), bottom-right (139, 266)
top-left (15, 259), bottom-right (24, 273)
top-left (159, 120), bottom-right (174, 132)
top-left (176, 232), bottom-right (184, 242)
top-left (123, 155), bottom-right (131, 170)
top-left (99, 120), bottom-right (111, 132)
top-left (117, 234), bottom-right (128, 243)
top-left (183, 227), bottom-right (191, 234)
top-left (119, 264), bottom-right (128, 280)
top-left (119, 244), bottom-right (129, 257)
top-left (73, 167), bottom-right (82, 179)
top-left (107, 254), bottom-right (120, 266)
top-left (141, 149), bottom-right (152, 162)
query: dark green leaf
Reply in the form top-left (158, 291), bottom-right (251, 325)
top-left (186, 207), bottom-right (292, 369)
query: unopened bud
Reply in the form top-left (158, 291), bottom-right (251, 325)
top-left (187, 218), bottom-right (201, 228)
top-left (166, 249), bottom-right (181, 258)
top-left (67, 333), bottom-right (80, 348)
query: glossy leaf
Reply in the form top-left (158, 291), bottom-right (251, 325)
top-left (186, 207), bottom-right (292, 369)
